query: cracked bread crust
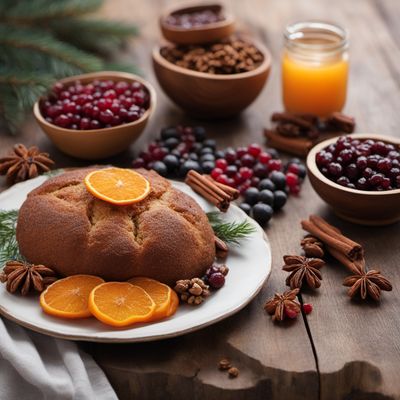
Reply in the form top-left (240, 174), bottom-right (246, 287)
top-left (16, 168), bottom-right (216, 285)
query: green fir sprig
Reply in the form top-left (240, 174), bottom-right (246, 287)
top-left (207, 212), bottom-right (255, 245)
top-left (0, 209), bottom-right (21, 266)
top-left (0, 0), bottom-right (139, 133)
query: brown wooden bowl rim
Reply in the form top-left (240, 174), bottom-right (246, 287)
top-left (159, 2), bottom-right (235, 33)
top-left (33, 71), bottom-right (157, 135)
top-left (152, 39), bottom-right (271, 80)
top-left (307, 133), bottom-right (400, 196)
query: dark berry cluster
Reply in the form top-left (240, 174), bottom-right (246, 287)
top-left (132, 125), bottom-right (306, 227)
top-left (316, 136), bottom-right (400, 191)
top-left (40, 79), bottom-right (150, 130)
top-left (239, 160), bottom-right (306, 226)
top-left (132, 125), bottom-right (217, 177)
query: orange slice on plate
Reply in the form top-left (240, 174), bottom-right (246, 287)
top-left (88, 282), bottom-right (155, 327)
top-left (40, 275), bottom-right (104, 319)
top-left (165, 288), bottom-right (179, 318)
top-left (84, 167), bottom-right (151, 205)
top-left (128, 277), bottom-right (173, 321)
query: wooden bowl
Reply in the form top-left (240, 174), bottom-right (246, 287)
top-left (307, 133), bottom-right (400, 226)
top-left (33, 71), bottom-right (156, 160)
top-left (152, 41), bottom-right (271, 118)
top-left (160, 3), bottom-right (235, 45)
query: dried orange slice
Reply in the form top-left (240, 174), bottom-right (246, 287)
top-left (165, 289), bottom-right (179, 318)
top-left (88, 282), bottom-right (155, 327)
top-left (128, 277), bottom-right (173, 321)
top-left (40, 275), bottom-right (104, 319)
top-left (84, 167), bottom-right (150, 205)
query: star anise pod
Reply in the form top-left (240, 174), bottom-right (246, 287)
top-left (0, 143), bottom-right (54, 183)
top-left (343, 269), bottom-right (392, 301)
top-left (300, 235), bottom-right (324, 258)
top-left (282, 255), bottom-right (325, 289)
top-left (0, 260), bottom-right (57, 295)
top-left (264, 288), bottom-right (301, 321)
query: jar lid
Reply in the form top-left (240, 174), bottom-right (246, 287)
top-left (159, 3), bottom-right (235, 45)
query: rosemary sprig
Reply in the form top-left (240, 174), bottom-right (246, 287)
top-left (207, 211), bottom-right (255, 245)
top-left (0, 209), bottom-right (22, 266)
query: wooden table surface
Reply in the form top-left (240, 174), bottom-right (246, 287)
top-left (1, 0), bottom-right (400, 399)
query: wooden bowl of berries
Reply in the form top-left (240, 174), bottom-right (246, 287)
top-left (152, 38), bottom-right (271, 118)
top-left (307, 133), bottom-right (400, 225)
top-left (33, 71), bottom-right (156, 160)
top-left (159, 3), bottom-right (235, 45)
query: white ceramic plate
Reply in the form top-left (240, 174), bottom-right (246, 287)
top-left (0, 175), bottom-right (271, 343)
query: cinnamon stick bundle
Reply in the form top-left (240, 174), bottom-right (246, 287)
top-left (264, 129), bottom-right (313, 157)
top-left (185, 170), bottom-right (239, 212)
top-left (301, 215), bottom-right (363, 261)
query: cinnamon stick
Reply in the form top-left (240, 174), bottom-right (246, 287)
top-left (264, 129), bottom-right (313, 157)
top-left (204, 175), bottom-right (239, 200)
top-left (326, 246), bottom-right (365, 274)
top-left (309, 215), bottom-right (363, 259)
top-left (301, 218), bottom-right (363, 261)
top-left (185, 170), bottom-right (233, 212)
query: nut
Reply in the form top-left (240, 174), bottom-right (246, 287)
top-left (228, 367), bottom-right (239, 378)
top-left (218, 358), bottom-right (231, 371)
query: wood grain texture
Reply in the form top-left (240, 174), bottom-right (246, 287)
top-left (1, 0), bottom-right (400, 399)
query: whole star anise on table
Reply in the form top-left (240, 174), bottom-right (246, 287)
top-left (343, 269), bottom-right (392, 301)
top-left (0, 143), bottom-right (54, 183)
top-left (282, 255), bottom-right (325, 290)
top-left (0, 260), bottom-right (57, 295)
top-left (264, 288), bottom-right (301, 321)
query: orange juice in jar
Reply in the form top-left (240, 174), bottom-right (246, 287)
top-left (282, 21), bottom-right (349, 117)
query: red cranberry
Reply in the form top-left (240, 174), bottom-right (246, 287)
top-left (79, 118), bottom-right (91, 130)
top-left (328, 163), bottom-right (343, 177)
top-left (239, 167), bottom-right (253, 180)
top-left (284, 307), bottom-right (298, 319)
top-left (211, 168), bottom-right (223, 179)
top-left (224, 148), bottom-right (237, 163)
top-left (369, 173), bottom-right (384, 187)
top-left (99, 109), bottom-right (114, 124)
top-left (286, 172), bottom-right (299, 187)
top-left (268, 159), bottom-right (282, 171)
top-left (302, 303), bottom-right (313, 314)
top-left (247, 143), bottom-right (262, 158)
top-left (215, 158), bottom-right (228, 171)
top-left (287, 163), bottom-right (300, 175)
top-left (54, 114), bottom-right (70, 128)
top-left (132, 158), bottom-right (145, 168)
top-left (216, 174), bottom-right (229, 185)
top-left (236, 147), bottom-right (247, 158)
top-left (259, 152), bottom-right (272, 165)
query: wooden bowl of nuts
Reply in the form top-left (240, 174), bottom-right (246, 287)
top-left (159, 3), bottom-right (235, 45)
top-left (33, 71), bottom-right (156, 160)
top-left (152, 38), bottom-right (271, 118)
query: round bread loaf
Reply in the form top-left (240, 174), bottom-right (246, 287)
top-left (16, 168), bottom-right (215, 285)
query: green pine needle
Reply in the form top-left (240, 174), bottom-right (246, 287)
top-left (0, 210), bottom-right (22, 267)
top-left (2, 0), bottom-right (103, 22)
top-left (207, 212), bottom-right (255, 245)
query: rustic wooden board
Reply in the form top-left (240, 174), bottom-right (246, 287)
top-left (1, 0), bottom-right (399, 399)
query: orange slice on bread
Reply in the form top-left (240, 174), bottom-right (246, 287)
top-left (88, 282), bottom-right (155, 327)
top-left (40, 275), bottom-right (104, 319)
top-left (84, 167), bottom-right (150, 205)
top-left (128, 277), bottom-right (173, 321)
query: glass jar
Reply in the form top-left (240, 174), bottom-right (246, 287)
top-left (282, 21), bottom-right (349, 117)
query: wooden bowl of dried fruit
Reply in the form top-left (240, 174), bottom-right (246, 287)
top-left (33, 71), bottom-right (157, 160)
top-left (307, 133), bottom-right (400, 225)
top-left (152, 38), bottom-right (271, 119)
top-left (159, 3), bottom-right (235, 45)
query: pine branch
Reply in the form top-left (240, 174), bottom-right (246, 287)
top-left (207, 212), bottom-right (256, 244)
top-left (0, 209), bottom-right (22, 266)
top-left (49, 18), bottom-right (138, 53)
top-left (1, 0), bottom-right (103, 22)
top-left (0, 25), bottom-right (103, 73)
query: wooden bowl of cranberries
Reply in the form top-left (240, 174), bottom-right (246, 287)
top-left (34, 71), bottom-right (156, 160)
top-left (307, 134), bottom-right (400, 225)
